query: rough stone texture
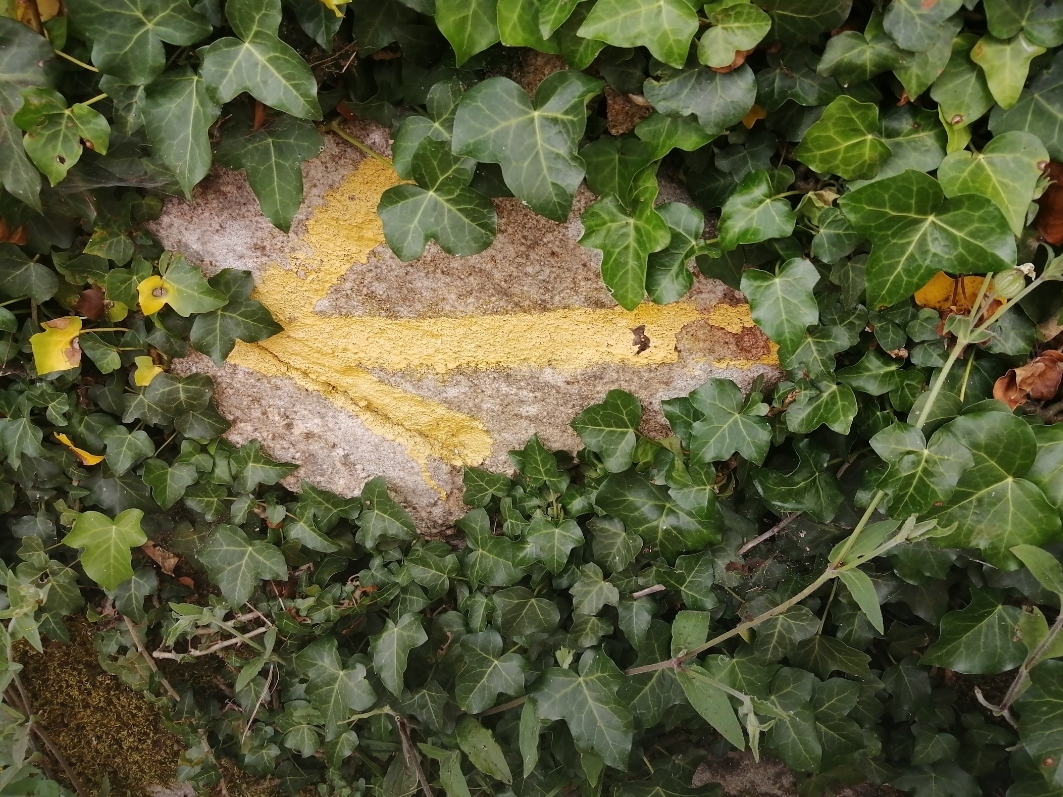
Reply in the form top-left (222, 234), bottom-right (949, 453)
top-left (151, 121), bottom-right (779, 531)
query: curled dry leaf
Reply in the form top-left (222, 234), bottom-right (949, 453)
top-left (74, 286), bottom-right (106, 320)
top-left (53, 432), bottom-right (104, 466)
top-left (141, 540), bottom-right (180, 575)
top-left (994, 350), bottom-right (1063, 409)
top-left (1037, 161), bottom-right (1063, 245)
top-left (711, 47), bottom-right (756, 74)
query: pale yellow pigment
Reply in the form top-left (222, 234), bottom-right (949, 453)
top-left (228, 155), bottom-right (776, 474)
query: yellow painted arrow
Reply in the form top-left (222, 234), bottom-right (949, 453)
top-left (227, 157), bottom-right (775, 478)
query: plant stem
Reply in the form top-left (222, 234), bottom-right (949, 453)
top-left (393, 713), bottom-right (435, 797)
top-left (999, 609), bottom-right (1063, 712)
top-left (55, 49), bottom-right (99, 72)
top-left (327, 121), bottom-right (394, 168)
top-left (11, 675), bottom-right (88, 797)
top-left (79, 93), bottom-right (108, 106)
top-left (737, 512), bottom-right (800, 555)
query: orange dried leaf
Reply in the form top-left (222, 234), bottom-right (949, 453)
top-left (742, 104), bottom-right (767, 129)
top-left (914, 272), bottom-right (985, 313)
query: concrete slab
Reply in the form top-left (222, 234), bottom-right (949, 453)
top-left (151, 121), bottom-right (779, 531)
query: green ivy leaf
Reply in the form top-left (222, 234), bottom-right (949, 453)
top-left (570, 389), bottom-right (642, 473)
top-left (13, 88), bottom-right (109, 186)
top-left (931, 46), bottom-right (995, 132)
top-left (356, 476), bottom-right (417, 552)
top-left (718, 167), bottom-right (797, 251)
top-left (643, 64), bottom-right (756, 136)
top-left (458, 507), bottom-right (535, 586)
top-left (572, 562), bottom-right (621, 616)
top-left (142, 67), bottom-right (222, 198)
top-left (837, 568), bottom-right (884, 634)
top-left (659, 550), bottom-right (717, 611)
top-left (619, 622), bottom-right (685, 727)
top-left (984, 0), bottom-right (1063, 46)
top-left (589, 516), bottom-right (643, 574)
top-left (580, 195), bottom-right (670, 310)
top-left (698, 3), bottom-right (771, 69)
top-left (756, 0), bottom-right (851, 42)
top-left (391, 79), bottom-right (464, 180)
top-left (498, 0), bottom-right (560, 51)
top-left (455, 629), bottom-right (528, 713)
top-left (971, 33), bottom-right (1046, 109)
top-left (378, 138), bottom-right (496, 260)
top-left (197, 524), bottom-right (288, 605)
top-left (452, 72), bottom-right (603, 221)
top-left (297, 637), bottom-right (378, 728)
top-left (882, 0), bottom-right (962, 52)
top-left (794, 95), bottom-right (890, 180)
top-left (785, 381), bottom-right (857, 435)
top-left (434, 0), bottom-right (499, 66)
top-left (688, 378), bottom-right (771, 465)
top-left (817, 30), bottom-right (906, 87)
top-left (838, 170), bottom-right (1016, 308)
top-left (595, 471), bottom-right (719, 560)
top-left (635, 113), bottom-right (713, 160)
top-left (66, 0), bottom-right (211, 85)
top-left (991, 52), bottom-right (1063, 160)
top-left (199, 0), bottom-right (321, 119)
top-left (836, 349), bottom-right (901, 396)
top-left (578, 0), bottom-right (698, 68)
top-left (371, 612), bottom-right (428, 696)
top-left (457, 717), bottom-right (512, 784)
top-left (678, 665), bottom-right (745, 749)
top-left (1014, 659), bottom-right (1063, 789)
top-left (62, 508), bottom-right (147, 590)
top-left (100, 425), bottom-right (155, 476)
top-left (493, 587), bottom-right (562, 636)
top-left (189, 268), bottom-right (282, 364)
top-left (1012, 544), bottom-right (1063, 596)
top-left (142, 458), bottom-right (198, 509)
top-left (740, 257), bottom-right (819, 353)
top-left (0, 243), bottom-right (58, 303)
top-left (752, 439), bottom-right (844, 522)
top-left (937, 131), bottom-right (1048, 236)
top-left (921, 589), bottom-right (1027, 674)
top-left (893, 16), bottom-right (960, 99)
top-left (647, 202), bottom-right (704, 304)
top-left (533, 649), bottom-right (633, 769)
top-left (870, 422), bottom-right (973, 518)
top-left (526, 516), bottom-right (584, 574)
top-left (216, 116), bottom-right (323, 232)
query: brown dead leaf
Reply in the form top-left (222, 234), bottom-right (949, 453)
top-left (74, 286), bottom-right (106, 320)
top-left (0, 219), bottom-right (28, 245)
top-left (141, 540), bottom-right (180, 575)
top-left (1037, 161), bottom-right (1063, 245)
top-left (711, 47), bottom-right (756, 74)
top-left (742, 104), bottom-right (768, 129)
top-left (994, 350), bottom-right (1063, 409)
top-left (914, 272), bottom-right (986, 314)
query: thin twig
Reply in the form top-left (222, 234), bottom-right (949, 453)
top-left (11, 676), bottom-right (88, 797)
top-left (327, 121), bottom-right (394, 167)
top-left (123, 615), bottom-right (180, 701)
top-left (393, 714), bottom-right (435, 797)
top-left (478, 695), bottom-right (528, 717)
top-left (1000, 610), bottom-right (1063, 712)
top-left (240, 664), bottom-right (275, 743)
top-left (153, 626), bottom-right (269, 659)
top-left (738, 513), bottom-right (800, 555)
top-left (632, 584), bottom-right (666, 599)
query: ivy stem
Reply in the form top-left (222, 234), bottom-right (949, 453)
top-left (998, 609), bottom-right (1063, 714)
top-left (80, 93), bottom-right (108, 107)
top-left (327, 121), bottom-right (394, 168)
top-left (0, 297), bottom-right (23, 307)
top-left (83, 326), bottom-right (128, 333)
top-left (54, 49), bottom-right (99, 72)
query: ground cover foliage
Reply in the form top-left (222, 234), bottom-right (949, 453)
top-left (3, 0), bottom-right (1063, 796)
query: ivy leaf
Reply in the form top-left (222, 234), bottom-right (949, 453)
top-left (216, 116), bottom-right (323, 232)
top-left (455, 630), bottom-right (528, 713)
top-left (580, 195), bottom-right (670, 310)
top-left (785, 381), bottom-right (858, 435)
top-left (647, 202), bottom-right (704, 304)
top-left (984, 0), bottom-right (1063, 47)
top-left (533, 649), bottom-right (633, 769)
top-left (688, 378), bottom-right (771, 465)
top-left (526, 516), bottom-right (584, 574)
top-left (100, 425), bottom-right (155, 476)
top-left (139, 254), bottom-right (226, 317)
top-left (756, 45), bottom-right (840, 109)
top-left (498, 0), bottom-right (560, 52)
top-left (971, 33), bottom-right (1046, 110)
top-left (30, 317), bottom-right (83, 375)
top-left (371, 613), bottom-right (427, 696)
top-left (356, 476), bottom-right (417, 552)
top-left (718, 167), bottom-right (797, 251)
top-left (991, 52), bottom-right (1063, 160)
top-left (794, 95), bottom-right (890, 180)
top-left (595, 471), bottom-right (719, 560)
top-left (937, 131), bottom-right (1048, 236)
top-left (1011, 544), bottom-right (1063, 596)
top-left (891, 763), bottom-right (981, 797)
top-left (230, 439), bottom-right (297, 492)
top-left (756, 0), bottom-right (851, 41)
top-left (197, 524), bottom-right (288, 605)
top-left (698, 3), bottom-right (771, 69)
top-left (452, 72), bottom-right (603, 222)
top-left (659, 550), bottom-right (717, 611)
top-left (752, 439), bottom-right (844, 522)
top-left (836, 349), bottom-right (901, 396)
top-left (190, 269), bottom-right (282, 365)
top-left (589, 516), bottom-right (642, 574)
top-left (142, 67), bottom-right (221, 198)
top-left (13, 88), bottom-right (109, 186)
top-left (838, 569), bottom-right (883, 634)
top-left (570, 389), bottom-right (641, 473)
top-left (391, 79), bottom-right (464, 180)
top-left (572, 563), bottom-right (621, 616)
top-left (457, 717), bottom-right (512, 785)
top-left (66, 0), bottom-right (211, 85)
top-left (577, 0), bottom-right (698, 69)
top-left (754, 607), bottom-right (819, 662)
top-left (817, 30), bottom-right (906, 87)
top-left (643, 64), bottom-right (756, 135)
top-left (462, 467), bottom-right (510, 507)
top-left (921, 589), bottom-right (1027, 674)
top-left (0, 244), bottom-right (58, 303)
top-left (931, 46), bottom-right (995, 133)
top-left (297, 637), bottom-right (377, 728)
top-left (882, 0), bottom-right (963, 52)
top-left (199, 0), bottom-right (320, 119)
top-left (142, 458), bottom-right (198, 509)
top-left (458, 507), bottom-right (535, 586)
top-left (838, 170), bottom-right (1016, 309)
top-left (677, 665), bottom-right (745, 749)
top-left (893, 16), bottom-right (960, 99)
top-left (62, 508), bottom-right (147, 590)
top-left (378, 138), bottom-right (496, 261)
top-left (434, 0), bottom-right (499, 66)
top-left (1014, 659), bottom-right (1063, 789)
top-left (740, 257), bottom-right (819, 353)
top-left (870, 422), bottom-right (973, 518)
top-left (492, 587), bottom-right (561, 636)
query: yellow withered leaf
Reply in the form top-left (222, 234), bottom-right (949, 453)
top-left (30, 316), bottom-right (83, 375)
top-left (318, 0), bottom-right (350, 16)
top-left (914, 272), bottom-right (986, 313)
top-left (133, 355), bottom-right (163, 386)
top-left (54, 433), bottom-right (105, 466)
top-left (742, 105), bottom-right (767, 129)
top-left (137, 275), bottom-right (169, 315)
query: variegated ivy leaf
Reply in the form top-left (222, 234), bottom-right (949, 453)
top-left (13, 88), bottom-right (109, 186)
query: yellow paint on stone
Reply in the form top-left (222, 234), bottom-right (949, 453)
top-left (227, 157), bottom-right (775, 475)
